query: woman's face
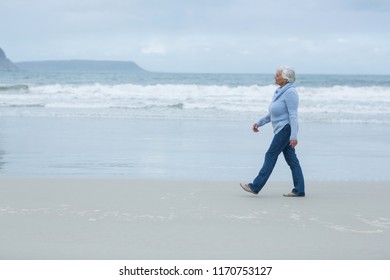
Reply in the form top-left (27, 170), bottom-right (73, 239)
top-left (274, 70), bottom-right (286, 86)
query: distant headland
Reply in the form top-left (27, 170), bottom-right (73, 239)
top-left (0, 48), bottom-right (18, 71)
top-left (0, 47), bottom-right (145, 72)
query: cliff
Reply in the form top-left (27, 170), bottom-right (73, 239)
top-left (1, 47), bottom-right (145, 72)
top-left (0, 48), bottom-right (18, 71)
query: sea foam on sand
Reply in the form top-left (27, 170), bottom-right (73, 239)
top-left (1, 178), bottom-right (389, 260)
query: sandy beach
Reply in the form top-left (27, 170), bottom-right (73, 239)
top-left (1, 177), bottom-right (389, 260)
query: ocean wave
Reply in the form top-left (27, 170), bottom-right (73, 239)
top-left (6, 104), bottom-right (45, 108)
top-left (0, 84), bottom-right (29, 91)
top-left (0, 83), bottom-right (389, 123)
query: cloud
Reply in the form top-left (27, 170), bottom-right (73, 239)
top-left (141, 43), bottom-right (167, 55)
top-left (1, 0), bottom-right (390, 73)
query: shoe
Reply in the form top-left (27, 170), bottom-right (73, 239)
top-left (240, 183), bottom-right (258, 195)
top-left (283, 192), bottom-right (305, 197)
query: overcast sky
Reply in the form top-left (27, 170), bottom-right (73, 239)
top-left (1, 0), bottom-right (389, 74)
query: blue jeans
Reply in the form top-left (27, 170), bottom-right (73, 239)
top-left (249, 124), bottom-right (305, 195)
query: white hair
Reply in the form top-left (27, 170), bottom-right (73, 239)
top-left (278, 66), bottom-right (296, 83)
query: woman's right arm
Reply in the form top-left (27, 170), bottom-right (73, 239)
top-left (253, 113), bottom-right (270, 132)
top-left (257, 113), bottom-right (270, 126)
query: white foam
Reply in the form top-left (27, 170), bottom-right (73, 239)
top-left (1, 83), bottom-right (389, 123)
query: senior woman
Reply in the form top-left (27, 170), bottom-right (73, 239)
top-left (240, 66), bottom-right (305, 197)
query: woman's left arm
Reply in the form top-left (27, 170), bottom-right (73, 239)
top-left (285, 89), bottom-right (299, 144)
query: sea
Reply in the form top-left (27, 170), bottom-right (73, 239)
top-left (1, 70), bottom-right (390, 182)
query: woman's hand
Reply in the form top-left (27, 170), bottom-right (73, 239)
top-left (290, 140), bottom-right (298, 148)
top-left (252, 123), bottom-right (259, 132)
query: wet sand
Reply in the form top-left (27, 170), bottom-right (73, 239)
top-left (1, 178), bottom-right (389, 260)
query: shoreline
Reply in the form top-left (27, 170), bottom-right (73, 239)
top-left (1, 117), bottom-right (390, 181)
top-left (1, 177), bottom-right (389, 260)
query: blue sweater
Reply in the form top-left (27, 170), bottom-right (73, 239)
top-left (256, 83), bottom-right (299, 140)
